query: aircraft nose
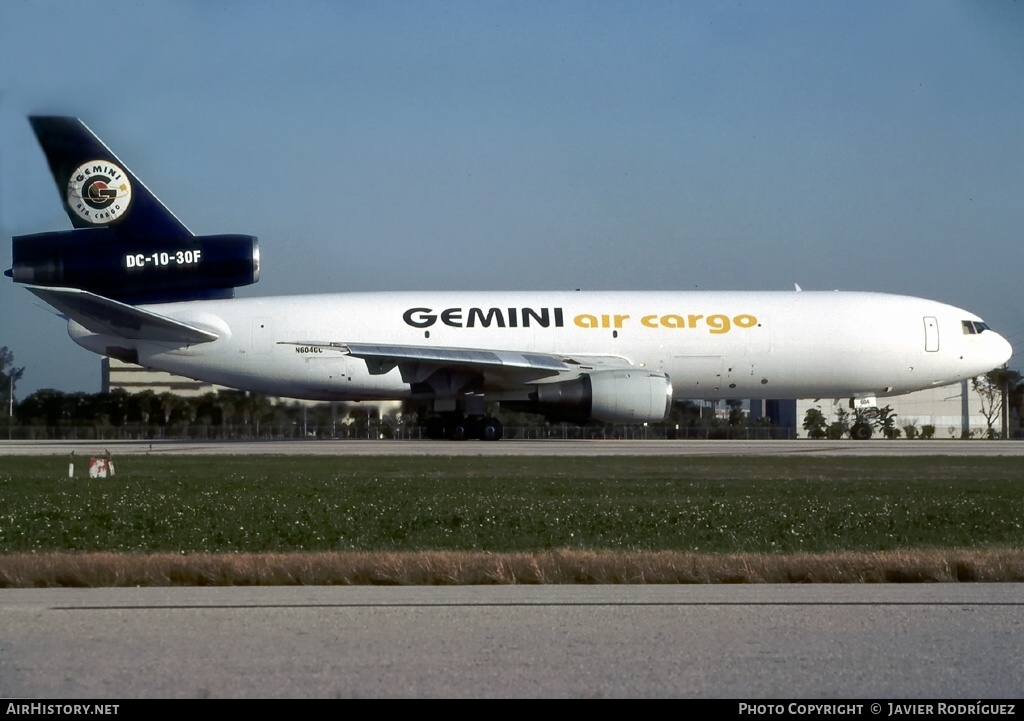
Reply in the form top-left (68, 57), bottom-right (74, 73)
top-left (990, 332), bottom-right (1014, 368)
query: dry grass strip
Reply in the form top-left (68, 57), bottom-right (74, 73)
top-left (1, 549), bottom-right (1023, 587)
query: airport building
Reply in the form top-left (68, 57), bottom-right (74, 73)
top-left (101, 358), bottom-right (403, 420)
top-left (787, 381), bottom-right (999, 439)
top-left (102, 358), bottom-right (227, 398)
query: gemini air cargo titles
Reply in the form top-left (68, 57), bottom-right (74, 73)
top-left (402, 305), bottom-right (758, 334)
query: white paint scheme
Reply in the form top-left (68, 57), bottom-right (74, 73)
top-left (62, 289), bottom-right (1011, 405)
top-left (16, 117), bottom-right (1011, 423)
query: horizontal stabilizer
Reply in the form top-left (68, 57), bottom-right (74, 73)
top-left (25, 285), bottom-right (219, 345)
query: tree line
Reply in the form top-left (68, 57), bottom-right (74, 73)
top-left (3, 387), bottom-right (785, 441)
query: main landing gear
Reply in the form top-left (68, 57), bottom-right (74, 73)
top-left (424, 414), bottom-right (504, 441)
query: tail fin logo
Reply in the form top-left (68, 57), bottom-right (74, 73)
top-left (67, 161), bottom-right (133, 224)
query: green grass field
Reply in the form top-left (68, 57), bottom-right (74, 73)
top-left (2, 455), bottom-right (1021, 554)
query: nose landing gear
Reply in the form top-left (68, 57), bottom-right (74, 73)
top-left (849, 422), bottom-right (873, 441)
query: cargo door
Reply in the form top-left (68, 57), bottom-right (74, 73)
top-left (923, 316), bottom-right (939, 352)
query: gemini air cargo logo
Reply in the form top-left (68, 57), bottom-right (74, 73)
top-left (66, 161), bottom-right (133, 224)
top-left (403, 306), bottom-right (759, 334)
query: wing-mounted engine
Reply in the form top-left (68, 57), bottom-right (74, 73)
top-left (507, 369), bottom-right (673, 424)
top-left (9, 229), bottom-right (259, 303)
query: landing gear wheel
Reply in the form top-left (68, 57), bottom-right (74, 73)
top-left (480, 418), bottom-right (504, 441)
top-left (850, 422), bottom-right (873, 441)
top-left (425, 414), bottom-right (503, 441)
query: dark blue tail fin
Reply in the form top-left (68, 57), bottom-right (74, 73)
top-left (8, 117), bottom-right (259, 304)
top-left (30, 116), bottom-right (192, 239)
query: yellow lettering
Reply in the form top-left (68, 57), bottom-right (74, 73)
top-left (707, 314), bottom-right (731, 334)
top-left (614, 312), bottom-right (757, 331)
top-left (574, 314), bottom-right (598, 328)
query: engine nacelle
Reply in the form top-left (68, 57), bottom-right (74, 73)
top-left (512, 369), bottom-right (673, 424)
top-left (9, 229), bottom-right (259, 303)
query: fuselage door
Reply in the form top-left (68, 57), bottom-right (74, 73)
top-left (253, 317), bottom-right (274, 354)
top-left (923, 316), bottom-right (939, 352)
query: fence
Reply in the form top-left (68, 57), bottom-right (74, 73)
top-left (2, 422), bottom-right (799, 441)
top-left (12, 422), bottom-right (1021, 441)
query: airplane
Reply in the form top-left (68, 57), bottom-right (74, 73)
top-left (6, 117), bottom-right (1013, 440)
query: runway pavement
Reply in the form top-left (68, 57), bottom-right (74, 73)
top-left (1, 585), bottom-right (1021, 698)
top-left (4, 438), bottom-right (1024, 456)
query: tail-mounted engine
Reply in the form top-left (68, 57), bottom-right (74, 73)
top-left (9, 229), bottom-right (259, 303)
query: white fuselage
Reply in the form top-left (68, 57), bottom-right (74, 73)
top-left (68, 290), bottom-right (1012, 402)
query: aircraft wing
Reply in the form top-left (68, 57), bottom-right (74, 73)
top-left (340, 342), bottom-right (569, 374)
top-left (278, 341), bottom-right (637, 380)
top-left (25, 285), bottom-right (219, 345)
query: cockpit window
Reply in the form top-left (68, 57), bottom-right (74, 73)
top-left (963, 320), bottom-right (991, 335)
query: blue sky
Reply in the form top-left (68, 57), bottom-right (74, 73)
top-left (2, 1), bottom-right (1023, 396)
